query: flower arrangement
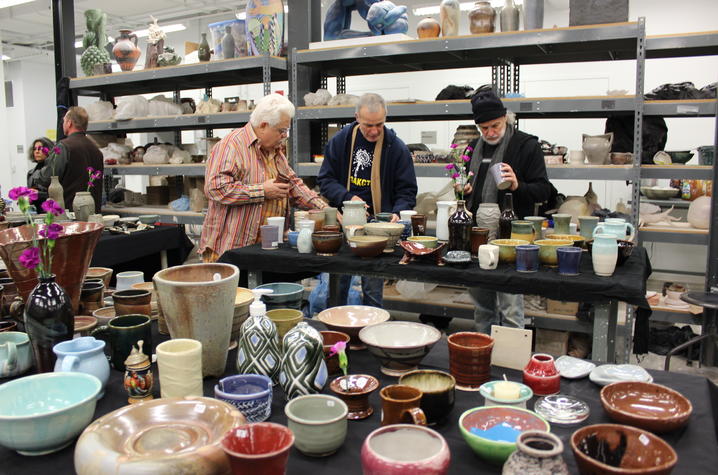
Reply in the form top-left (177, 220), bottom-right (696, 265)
top-left (445, 143), bottom-right (475, 201)
top-left (8, 187), bottom-right (64, 278)
top-left (43, 144), bottom-right (63, 176)
top-left (328, 340), bottom-right (348, 376)
top-left (86, 167), bottom-right (103, 192)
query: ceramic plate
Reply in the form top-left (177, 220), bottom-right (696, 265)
top-left (533, 395), bottom-right (590, 425)
top-left (555, 355), bottom-right (595, 379)
top-left (589, 364), bottom-right (653, 386)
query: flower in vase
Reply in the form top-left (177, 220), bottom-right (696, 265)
top-left (329, 340), bottom-right (348, 376)
top-left (86, 167), bottom-right (103, 192)
top-left (445, 143), bottom-right (474, 201)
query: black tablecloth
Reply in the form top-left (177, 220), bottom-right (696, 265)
top-left (2, 319), bottom-right (715, 474)
top-left (219, 243), bottom-right (652, 308)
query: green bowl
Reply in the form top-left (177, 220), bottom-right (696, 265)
top-left (407, 235), bottom-right (438, 248)
top-left (489, 239), bottom-right (529, 263)
top-left (535, 239), bottom-right (573, 266)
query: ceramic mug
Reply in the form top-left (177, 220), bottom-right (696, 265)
top-left (215, 374), bottom-right (273, 423)
top-left (511, 221), bottom-right (536, 243)
top-left (398, 370), bottom-right (456, 425)
top-left (515, 244), bottom-right (540, 273)
top-left (478, 244), bottom-right (500, 270)
top-left (260, 224), bottom-right (279, 250)
top-left (411, 214), bottom-right (427, 236)
top-left (447, 332), bottom-right (494, 390)
top-left (156, 338), bottom-right (203, 398)
top-left (91, 314), bottom-right (152, 371)
top-left (53, 336), bottom-right (110, 398)
top-left (267, 217), bottom-right (285, 243)
top-left (557, 246), bottom-right (582, 276)
top-left (0, 331), bottom-right (33, 378)
top-left (594, 218), bottom-right (635, 242)
top-left (379, 384), bottom-right (427, 426)
top-left (524, 216), bottom-right (545, 239)
top-left (490, 162), bottom-right (512, 190)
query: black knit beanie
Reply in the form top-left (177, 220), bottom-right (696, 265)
top-left (471, 89), bottom-right (507, 124)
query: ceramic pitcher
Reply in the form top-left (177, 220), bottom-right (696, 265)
top-left (436, 201), bottom-right (457, 241)
top-left (592, 234), bottom-right (618, 277)
top-left (53, 336), bottom-right (110, 398)
top-left (279, 322), bottom-right (327, 400)
top-left (342, 200), bottom-right (367, 227)
top-left (582, 133), bottom-right (613, 165)
top-left (593, 218), bottom-right (635, 241)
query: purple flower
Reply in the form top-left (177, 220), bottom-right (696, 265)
top-left (40, 147), bottom-right (50, 155)
top-left (41, 199), bottom-right (64, 217)
top-left (465, 146), bottom-right (474, 152)
top-left (444, 163), bottom-right (455, 170)
top-left (449, 143), bottom-right (458, 149)
top-left (19, 247), bottom-right (40, 270)
top-left (52, 146), bottom-right (62, 155)
top-left (451, 172), bottom-right (460, 179)
top-left (8, 187), bottom-right (38, 202)
top-left (92, 170), bottom-right (103, 180)
top-left (39, 223), bottom-right (63, 240)
top-left (461, 155), bottom-right (471, 162)
top-left (87, 166), bottom-right (94, 173)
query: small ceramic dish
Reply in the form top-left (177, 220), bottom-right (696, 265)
top-left (443, 250), bottom-right (472, 268)
top-left (600, 381), bottom-right (692, 433)
top-left (534, 394), bottom-right (590, 425)
top-left (398, 241), bottom-right (447, 266)
top-left (317, 305), bottom-right (391, 350)
top-left (479, 381), bottom-right (533, 408)
top-left (555, 355), bottom-right (596, 379)
top-left (137, 214), bottom-right (159, 225)
top-left (358, 321), bottom-right (441, 376)
top-left (406, 235), bottom-right (438, 248)
top-left (589, 364), bottom-right (653, 386)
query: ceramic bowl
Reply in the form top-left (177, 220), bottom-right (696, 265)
top-left (214, 374), bottom-right (273, 423)
top-left (478, 380), bottom-right (533, 408)
top-left (255, 282), bottom-right (304, 310)
top-left (284, 394), bottom-right (348, 457)
top-left (534, 239), bottom-right (573, 266)
top-left (361, 424), bottom-right (451, 474)
top-left (609, 152), bottom-right (633, 165)
top-left (74, 397), bottom-right (246, 475)
top-left (317, 305), bottom-right (391, 350)
top-left (266, 308), bottom-right (303, 341)
top-left (358, 321), bottom-right (441, 376)
top-left (92, 306), bottom-right (116, 326)
top-left (364, 222), bottom-right (405, 252)
top-left (0, 372), bottom-right (101, 455)
top-left (221, 423), bottom-right (294, 475)
top-left (570, 423), bottom-right (678, 475)
top-left (458, 406), bottom-right (550, 465)
top-left (444, 250), bottom-right (472, 268)
top-left (666, 150), bottom-right (694, 164)
top-left (74, 315), bottom-right (98, 336)
top-left (543, 233), bottom-right (585, 248)
top-left (407, 235), bottom-right (438, 248)
top-left (101, 214), bottom-right (120, 227)
top-left (320, 330), bottom-right (351, 375)
top-left (600, 381), bottom-right (692, 433)
top-left (489, 239), bottom-right (530, 263)
top-left (329, 374), bottom-right (380, 420)
top-left (399, 369), bottom-right (456, 425)
top-left (640, 186), bottom-right (680, 200)
top-left (589, 364), bottom-right (653, 386)
top-left (137, 214), bottom-right (160, 225)
top-left (86, 267), bottom-right (113, 288)
top-left (311, 231), bottom-right (343, 256)
top-left (586, 239), bottom-right (635, 266)
top-left (348, 236), bottom-right (388, 259)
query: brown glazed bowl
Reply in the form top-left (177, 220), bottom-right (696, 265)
top-left (317, 305), bottom-right (391, 350)
top-left (329, 374), bottom-right (380, 420)
top-left (311, 231), bottom-right (343, 256)
top-left (320, 330), bottom-right (351, 375)
top-left (447, 332), bottom-right (495, 391)
top-left (347, 236), bottom-right (388, 259)
top-left (112, 289), bottom-right (152, 317)
top-left (600, 382), bottom-right (692, 433)
top-left (570, 423), bottom-right (678, 475)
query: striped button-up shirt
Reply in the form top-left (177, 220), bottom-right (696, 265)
top-left (199, 123), bottom-right (326, 257)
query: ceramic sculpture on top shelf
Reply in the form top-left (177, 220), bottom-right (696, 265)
top-left (144, 16), bottom-right (165, 69)
top-left (198, 33), bottom-right (212, 62)
top-left (499, 0), bottom-right (520, 32)
top-left (468, 1), bottom-right (496, 34)
top-left (522, 0), bottom-right (544, 30)
top-left (323, 0), bottom-right (408, 40)
top-left (582, 133), bottom-right (613, 165)
top-left (237, 289), bottom-right (282, 384)
top-left (79, 9), bottom-right (112, 76)
top-left (246, 0), bottom-right (284, 56)
top-left (112, 29), bottom-right (141, 72)
top-left (279, 322), bottom-right (328, 400)
top-left (221, 25), bottom-right (236, 59)
top-left (440, 0), bottom-right (460, 36)
top-left (416, 17), bottom-right (441, 38)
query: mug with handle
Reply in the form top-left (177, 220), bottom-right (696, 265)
top-left (0, 331), bottom-right (33, 378)
top-left (380, 384), bottom-right (427, 426)
top-left (593, 218), bottom-right (635, 241)
top-left (91, 314), bottom-right (152, 371)
top-left (479, 244), bottom-right (500, 270)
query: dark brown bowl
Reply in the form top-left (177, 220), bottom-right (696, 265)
top-left (586, 239), bottom-right (635, 266)
top-left (311, 231), bottom-right (343, 256)
top-left (600, 382), bottom-right (692, 433)
top-left (570, 423), bottom-right (678, 475)
top-left (347, 236), bottom-right (387, 259)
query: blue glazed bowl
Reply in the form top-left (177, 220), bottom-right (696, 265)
top-left (0, 372), bottom-right (101, 455)
top-left (255, 282), bottom-right (304, 310)
top-left (214, 374), bottom-right (273, 423)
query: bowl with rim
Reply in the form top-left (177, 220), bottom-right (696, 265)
top-left (347, 235), bottom-right (388, 259)
top-left (358, 321), bottom-right (441, 376)
top-left (406, 235), bottom-right (438, 248)
top-left (363, 222), bottom-right (405, 252)
top-left (317, 305), bottom-right (391, 350)
top-left (479, 380), bottom-right (534, 408)
top-left (254, 282), bottom-right (304, 310)
top-left (640, 187), bottom-right (680, 200)
top-left (666, 150), bottom-right (694, 164)
top-left (489, 239), bottom-right (530, 263)
top-left (600, 381), bottom-right (692, 433)
top-left (137, 214), bottom-right (159, 225)
top-left (0, 372), bottom-right (102, 455)
top-left (543, 233), bottom-right (585, 248)
top-left (534, 239), bottom-right (573, 266)
top-left (92, 305), bottom-right (116, 326)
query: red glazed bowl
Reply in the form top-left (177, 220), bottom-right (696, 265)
top-left (361, 424), bottom-right (450, 475)
top-left (221, 422), bottom-right (294, 475)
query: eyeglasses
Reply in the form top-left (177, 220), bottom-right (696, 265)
top-left (275, 127), bottom-right (290, 136)
top-left (33, 146), bottom-right (45, 151)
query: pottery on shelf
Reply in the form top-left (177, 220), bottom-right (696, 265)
top-left (582, 133), bottom-right (613, 165)
top-left (361, 425), bottom-right (451, 475)
top-left (687, 195), bottom-right (711, 229)
top-left (440, 0), bottom-right (460, 36)
top-left (417, 17), bottom-right (441, 38)
top-left (468, 1), bottom-right (496, 34)
top-left (499, 0), bottom-right (520, 32)
top-left (523, 353), bottom-right (560, 396)
top-left (246, 0), bottom-right (284, 56)
top-left (198, 33), bottom-right (211, 61)
top-left (522, 0), bottom-right (544, 30)
top-left (329, 374), bottom-right (380, 420)
top-left (279, 322), bottom-right (328, 400)
top-left (112, 29), bottom-right (141, 71)
top-left (503, 430), bottom-right (568, 475)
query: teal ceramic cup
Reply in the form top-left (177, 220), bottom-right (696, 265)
top-left (91, 314), bottom-right (152, 371)
top-left (0, 332), bottom-right (33, 378)
top-left (284, 394), bottom-right (348, 457)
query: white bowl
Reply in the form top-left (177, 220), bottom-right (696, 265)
top-left (317, 305), bottom-right (390, 350)
top-left (102, 214), bottom-right (120, 227)
top-left (358, 321), bottom-right (441, 376)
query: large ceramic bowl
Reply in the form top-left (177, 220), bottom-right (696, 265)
top-left (358, 321), bottom-right (441, 376)
top-left (640, 186), bottom-right (680, 200)
top-left (570, 423), bottom-right (678, 475)
top-left (348, 236), bottom-right (388, 259)
top-left (666, 150), bottom-right (694, 164)
top-left (489, 239), bottom-right (529, 263)
top-left (0, 372), bottom-right (102, 455)
top-left (543, 233), bottom-right (585, 248)
top-left (364, 222), bottom-right (405, 252)
top-left (361, 424), bottom-right (451, 475)
top-left (458, 406), bottom-right (550, 465)
top-left (534, 239), bottom-right (573, 266)
top-left (311, 231), bottom-right (343, 256)
top-left (600, 381), bottom-right (692, 433)
top-left (74, 397), bottom-right (246, 475)
top-left (317, 305), bottom-right (391, 350)
top-left (255, 282), bottom-right (304, 310)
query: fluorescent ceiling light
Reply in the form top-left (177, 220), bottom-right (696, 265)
top-left (236, 4), bottom-right (287, 20)
top-left (133, 23), bottom-right (186, 38)
top-left (0, 0), bottom-right (35, 9)
top-left (413, 1), bottom-right (505, 16)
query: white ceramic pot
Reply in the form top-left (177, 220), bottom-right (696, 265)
top-left (582, 133), bottom-right (613, 165)
top-left (342, 200), bottom-right (367, 227)
top-left (156, 339), bottom-right (203, 398)
top-left (115, 271), bottom-right (144, 291)
top-left (687, 196), bottom-right (711, 229)
top-left (591, 234), bottom-right (618, 277)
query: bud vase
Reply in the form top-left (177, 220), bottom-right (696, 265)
top-left (448, 200), bottom-right (472, 252)
top-left (48, 176), bottom-right (66, 210)
top-left (72, 191), bottom-right (95, 222)
top-left (522, 353), bottom-right (560, 396)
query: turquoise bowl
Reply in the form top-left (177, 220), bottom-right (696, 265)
top-left (479, 381), bottom-right (534, 408)
top-left (255, 282), bottom-right (304, 310)
top-left (0, 372), bottom-right (101, 455)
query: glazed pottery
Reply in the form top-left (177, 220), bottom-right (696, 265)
top-left (399, 209), bottom-right (417, 223)
top-left (92, 306), bottom-right (115, 326)
top-left (348, 236), bottom-right (388, 258)
top-left (591, 234), bottom-right (618, 277)
top-left (317, 305), bottom-right (391, 350)
top-left (284, 394), bottom-right (348, 457)
top-left (260, 224), bottom-right (279, 250)
top-left (74, 315), bottom-right (97, 337)
top-left (399, 370), bottom-right (456, 425)
top-left (582, 133), bottom-right (613, 165)
top-left (447, 332), bottom-right (494, 390)
top-left (444, 250), bottom-right (472, 268)
top-left (279, 322), bottom-right (328, 400)
top-left (0, 320), bottom-right (16, 332)
top-left (511, 220), bottom-right (536, 243)
top-left (399, 241), bottom-right (447, 266)
top-left (440, 0), bottom-right (460, 36)
top-left (498, 193), bottom-right (517, 239)
top-left (255, 282), bottom-right (304, 310)
top-left (0, 331), bottom-right (33, 378)
top-left (342, 200), bottom-right (368, 227)
top-left (523, 353), bottom-right (561, 396)
top-left (156, 338), bottom-right (203, 398)
top-left (515, 244), bottom-right (539, 273)
top-left (123, 340), bottom-right (153, 404)
top-left (411, 214), bottom-right (427, 236)
top-left (524, 216), bottom-right (545, 239)
top-left (503, 430), bottom-right (568, 475)
top-left (557, 247), bottom-right (582, 276)
top-left (115, 270), bottom-right (144, 291)
top-left (380, 384), bottom-right (427, 426)
top-left (458, 406), bottom-right (550, 465)
top-left (364, 222), bottom-right (405, 252)
top-left (287, 230), bottom-right (299, 248)
top-left (237, 310), bottom-right (282, 384)
top-left (308, 209), bottom-right (326, 231)
top-left (113, 288), bottom-right (152, 317)
top-left (298, 226), bottom-right (313, 253)
top-left (221, 423), bottom-right (293, 475)
top-left (534, 239), bottom-right (573, 267)
top-left (47, 176), bottom-right (66, 211)
top-left (469, 1), bottom-right (496, 33)
top-left (545, 233), bottom-right (585, 248)
top-left (534, 394), bottom-right (590, 425)
top-left (267, 216), bottom-right (285, 242)
top-left (320, 330), bottom-right (351, 375)
top-left (91, 314), bottom-right (152, 371)
top-left (266, 308), bottom-right (303, 341)
top-left (87, 266), bottom-right (112, 288)
top-left (476, 203), bottom-right (501, 240)
top-left (593, 218), bottom-right (635, 241)
top-left (53, 336), bottom-right (109, 398)
top-left (0, 372), bottom-right (101, 455)
top-left (220, 25), bottom-right (235, 59)
top-left (359, 321), bottom-right (441, 376)
top-left (479, 244), bottom-right (500, 270)
top-left (154, 263), bottom-right (239, 377)
top-left (478, 380), bottom-right (533, 408)
top-left (246, 0), bottom-right (284, 56)
top-left (587, 238), bottom-right (634, 267)
top-left (397, 220), bottom-right (412, 240)
top-left (198, 33), bottom-right (211, 61)
top-left (489, 162), bottom-right (512, 190)
top-left (600, 381), bottom-right (692, 433)
top-left (471, 227), bottom-right (490, 255)
top-left (407, 235), bottom-right (438, 248)
top-left (361, 425), bottom-right (451, 475)
top-left (215, 374), bottom-right (273, 423)
top-left (687, 195), bottom-right (711, 229)
top-left (112, 29), bottom-right (141, 71)
top-left (344, 224), bottom-right (365, 240)
top-left (499, 0), bottom-right (520, 32)
top-left (523, 0), bottom-right (544, 29)
top-left (80, 280), bottom-right (104, 315)
top-left (137, 214), bottom-right (159, 225)
top-left (329, 374), bottom-right (380, 420)
top-left (489, 239), bottom-right (530, 263)
top-left (448, 200), bottom-right (472, 252)
top-left (570, 424), bottom-right (677, 475)
top-left (555, 355), bottom-right (596, 379)
top-left (435, 200), bottom-right (456, 241)
top-left (0, 277), bottom-right (17, 316)
top-left (552, 213), bottom-right (572, 234)
top-left (324, 207), bottom-right (338, 226)
top-left (375, 212), bottom-right (394, 222)
top-left (589, 364), bottom-right (653, 386)
top-left (311, 231), bottom-right (343, 256)
top-left (74, 397), bottom-right (245, 475)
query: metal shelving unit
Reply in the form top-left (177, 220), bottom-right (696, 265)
top-left (644, 99), bottom-right (717, 117)
top-left (105, 164), bottom-right (206, 176)
top-left (639, 227), bottom-right (710, 245)
top-left (86, 112), bottom-right (252, 133)
top-left (640, 165), bottom-right (714, 180)
top-left (102, 206), bottom-right (205, 225)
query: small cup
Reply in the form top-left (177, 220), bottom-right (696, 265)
top-left (490, 163), bottom-right (512, 190)
top-left (215, 374), bottom-right (273, 422)
top-left (399, 210), bottom-right (417, 223)
top-left (447, 332), bottom-right (494, 391)
top-left (375, 212), bottom-right (394, 222)
top-left (287, 231), bottom-right (300, 248)
top-left (324, 207), bottom-right (338, 226)
top-left (156, 338), bottom-right (203, 398)
top-left (379, 384), bottom-right (427, 426)
top-left (398, 370), bottom-right (456, 425)
top-left (557, 247), bottom-right (582, 276)
top-left (470, 227), bottom-right (490, 255)
top-left (478, 244), bottom-right (499, 270)
top-left (524, 216), bottom-right (546, 239)
top-left (411, 214), bottom-right (427, 236)
top-left (221, 423), bottom-right (293, 475)
top-left (260, 224), bottom-right (279, 250)
top-left (267, 217), bottom-right (285, 243)
top-left (115, 271), bottom-right (144, 291)
top-left (515, 244), bottom-right (540, 273)
top-left (568, 150), bottom-right (585, 165)
top-left (284, 394), bottom-right (348, 457)
top-left (579, 216), bottom-right (599, 241)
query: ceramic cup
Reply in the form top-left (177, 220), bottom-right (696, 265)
top-left (284, 394), bottom-right (348, 457)
top-left (221, 423), bottom-right (294, 475)
top-left (411, 214), bottom-right (427, 236)
top-left (91, 314), bottom-right (152, 371)
top-left (113, 289), bottom-right (152, 317)
top-left (379, 384), bottom-right (427, 426)
top-left (578, 216), bottom-right (599, 241)
top-left (361, 425), bottom-right (451, 475)
top-left (80, 280), bottom-right (105, 315)
top-left (478, 244), bottom-right (500, 270)
top-left (156, 338), bottom-right (203, 398)
top-left (374, 212), bottom-right (394, 222)
top-left (552, 214), bottom-right (572, 235)
top-left (287, 231), bottom-right (300, 248)
top-left (568, 150), bottom-right (585, 165)
top-left (515, 244), bottom-right (540, 273)
top-left (329, 374), bottom-right (380, 420)
top-left (115, 271), bottom-right (144, 291)
top-left (557, 246), bottom-right (582, 276)
top-left (524, 216), bottom-right (545, 239)
top-left (447, 332), bottom-right (494, 391)
top-left (0, 332), bottom-right (33, 378)
top-left (490, 162), bottom-right (512, 190)
top-left (324, 207), bottom-right (338, 226)
top-left (267, 217), bottom-right (285, 243)
top-left (53, 336), bottom-right (110, 398)
top-left (399, 210), bottom-right (417, 224)
top-left (260, 225), bottom-right (279, 250)
top-left (398, 370), bottom-right (456, 425)
top-left (471, 227), bottom-right (490, 255)
top-left (214, 374), bottom-right (273, 423)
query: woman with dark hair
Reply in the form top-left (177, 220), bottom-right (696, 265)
top-left (27, 137), bottom-right (53, 208)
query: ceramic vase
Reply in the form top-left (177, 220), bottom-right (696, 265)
top-left (221, 25), bottom-right (235, 59)
top-left (237, 313), bottom-right (282, 384)
top-left (53, 336), bottom-right (110, 398)
top-left (198, 33), bottom-right (211, 61)
top-left (297, 227), bottom-right (313, 253)
top-left (436, 200), bottom-right (456, 241)
top-left (476, 203), bottom-right (501, 241)
top-left (246, 0), bottom-right (284, 56)
top-left (72, 192), bottom-right (95, 222)
top-left (522, 353), bottom-right (560, 396)
top-left (468, 1), bottom-right (496, 34)
top-left (47, 176), bottom-right (66, 212)
top-left (582, 133), bottom-right (613, 165)
top-left (342, 200), bottom-right (368, 227)
top-left (112, 29), bottom-right (141, 71)
top-left (440, 0), bottom-right (460, 36)
top-left (500, 0), bottom-right (520, 32)
top-left (417, 17), bottom-right (441, 38)
top-left (503, 430), bottom-right (568, 475)
top-left (448, 200), bottom-right (472, 252)
top-left (279, 322), bottom-right (328, 400)
top-left (523, 0), bottom-right (544, 30)
top-left (687, 195), bottom-right (711, 229)
top-left (591, 233), bottom-right (618, 277)
top-left (24, 275), bottom-right (74, 373)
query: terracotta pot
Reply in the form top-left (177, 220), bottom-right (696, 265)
top-left (112, 289), bottom-right (152, 317)
top-left (112, 29), bottom-right (141, 72)
top-left (447, 332), bottom-right (494, 391)
top-left (523, 353), bottom-right (560, 396)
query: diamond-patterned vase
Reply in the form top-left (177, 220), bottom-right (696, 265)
top-left (237, 314), bottom-right (281, 384)
top-left (279, 322), bottom-right (328, 400)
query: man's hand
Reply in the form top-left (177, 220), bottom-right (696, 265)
top-left (501, 163), bottom-right (519, 191)
top-left (263, 179), bottom-right (290, 200)
top-left (455, 182), bottom-right (473, 195)
top-left (390, 213), bottom-right (400, 223)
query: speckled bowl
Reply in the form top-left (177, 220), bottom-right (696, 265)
top-left (347, 236), bottom-right (388, 259)
top-left (364, 223), bottom-right (405, 252)
top-left (317, 305), bottom-right (391, 350)
top-left (358, 321), bottom-right (441, 376)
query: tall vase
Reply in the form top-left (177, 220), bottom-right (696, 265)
top-left (24, 275), bottom-right (74, 373)
top-left (198, 33), bottom-right (212, 62)
top-left (436, 201), bottom-right (456, 241)
top-left (221, 25), bottom-right (236, 59)
top-left (448, 200), bottom-right (472, 252)
top-left (522, 0), bottom-right (544, 30)
top-left (439, 0), bottom-right (460, 37)
top-left (246, 0), bottom-right (284, 56)
top-left (500, 0), bottom-right (520, 32)
top-left (112, 29), bottom-right (141, 71)
top-left (48, 176), bottom-right (66, 210)
top-left (72, 191), bottom-right (95, 222)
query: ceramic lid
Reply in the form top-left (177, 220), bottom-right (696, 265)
top-left (124, 340), bottom-right (149, 367)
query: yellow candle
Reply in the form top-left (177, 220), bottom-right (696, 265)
top-left (493, 381), bottom-right (521, 400)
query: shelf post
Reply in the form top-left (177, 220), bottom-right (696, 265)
top-left (708, 94), bottom-right (718, 292)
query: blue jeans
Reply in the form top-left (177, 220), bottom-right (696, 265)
top-left (468, 287), bottom-right (524, 334)
top-left (338, 275), bottom-right (384, 308)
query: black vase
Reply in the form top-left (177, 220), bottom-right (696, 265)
top-left (448, 200), bottom-right (473, 252)
top-left (23, 275), bottom-right (74, 373)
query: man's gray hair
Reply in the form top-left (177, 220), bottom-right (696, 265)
top-left (250, 93), bottom-right (295, 127)
top-left (355, 93), bottom-right (387, 115)
top-left (506, 110), bottom-right (516, 126)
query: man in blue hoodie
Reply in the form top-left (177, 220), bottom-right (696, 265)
top-left (318, 93), bottom-right (417, 307)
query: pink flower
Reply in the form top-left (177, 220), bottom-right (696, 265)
top-left (41, 199), bottom-right (64, 217)
top-left (40, 147), bottom-right (50, 155)
top-left (52, 146), bottom-right (62, 155)
top-left (444, 163), bottom-right (455, 170)
top-left (92, 170), bottom-right (103, 180)
top-left (465, 146), bottom-right (474, 152)
top-left (328, 340), bottom-right (346, 357)
top-left (8, 187), bottom-right (38, 202)
top-left (39, 223), bottom-right (63, 240)
top-left (451, 172), bottom-right (460, 179)
top-left (461, 155), bottom-right (471, 162)
top-left (87, 166), bottom-right (94, 173)
top-left (468, 171), bottom-right (475, 177)
top-left (449, 143), bottom-right (458, 149)
top-left (19, 247), bottom-right (40, 269)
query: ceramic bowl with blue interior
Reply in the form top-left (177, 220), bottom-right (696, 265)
top-left (214, 374), bottom-right (273, 423)
top-left (255, 282), bottom-right (304, 310)
top-left (479, 381), bottom-right (534, 408)
top-left (0, 372), bottom-right (101, 455)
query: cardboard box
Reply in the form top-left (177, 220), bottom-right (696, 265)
top-left (535, 329), bottom-right (569, 357)
top-left (546, 299), bottom-right (579, 316)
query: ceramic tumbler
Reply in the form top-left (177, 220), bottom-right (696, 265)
top-left (115, 271), bottom-right (144, 291)
top-left (287, 231), bottom-right (300, 248)
top-left (568, 150), bottom-right (585, 165)
top-left (524, 216), bottom-right (545, 239)
top-left (80, 280), bottom-right (105, 315)
top-left (478, 244), bottom-right (499, 270)
top-left (471, 227), bottom-right (490, 255)
top-left (156, 339), bottom-right (203, 398)
top-left (511, 221), bottom-right (536, 243)
top-left (284, 394), bottom-right (348, 457)
top-left (324, 207), bottom-right (338, 226)
top-left (380, 384), bottom-right (427, 426)
top-left (578, 216), bottom-right (599, 241)
top-left (552, 214), bottom-right (572, 235)
top-left (0, 331), bottom-right (33, 378)
top-left (53, 336), bottom-right (110, 398)
top-left (221, 423), bottom-right (294, 475)
top-left (91, 314), bottom-right (152, 371)
top-left (515, 244), bottom-right (539, 273)
top-left (267, 217), bottom-right (285, 243)
top-left (557, 246), bottom-right (582, 276)
top-left (398, 370), bottom-right (456, 425)
top-left (411, 214), bottom-right (427, 236)
top-left (113, 289), bottom-right (152, 317)
top-left (447, 332), bottom-right (494, 390)
top-left (260, 224), bottom-right (279, 250)
top-left (490, 162), bottom-right (512, 190)
top-left (296, 219), bottom-right (315, 232)
top-left (399, 210), bottom-right (417, 223)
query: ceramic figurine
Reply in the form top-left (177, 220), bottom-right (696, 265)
top-left (279, 322), bottom-right (328, 400)
top-left (246, 0), bottom-right (284, 56)
top-left (440, 0), bottom-right (460, 36)
top-left (237, 289), bottom-right (282, 384)
top-left (123, 340), bottom-right (153, 404)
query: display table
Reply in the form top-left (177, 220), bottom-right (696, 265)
top-left (1, 319), bottom-right (716, 474)
top-left (219, 244), bottom-right (652, 363)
